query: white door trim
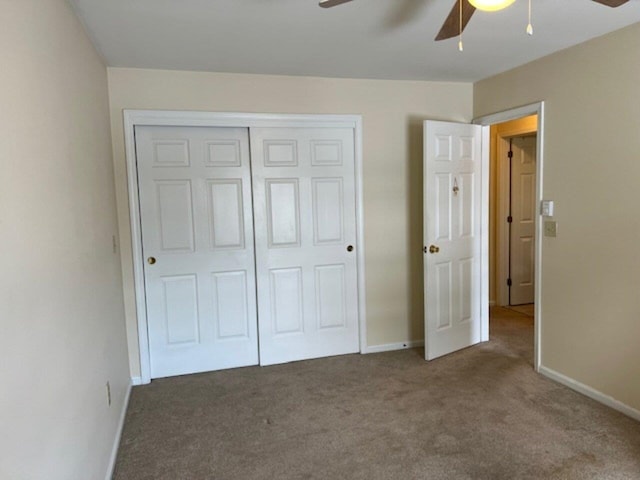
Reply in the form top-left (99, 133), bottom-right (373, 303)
top-left (474, 102), bottom-right (545, 372)
top-left (496, 134), bottom-right (511, 307)
top-left (123, 110), bottom-right (366, 384)
top-left (480, 126), bottom-right (490, 343)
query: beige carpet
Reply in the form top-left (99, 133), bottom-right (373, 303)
top-left (508, 303), bottom-right (535, 317)
top-left (113, 307), bottom-right (640, 479)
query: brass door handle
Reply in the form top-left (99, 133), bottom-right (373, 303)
top-left (429, 245), bottom-right (440, 254)
top-left (147, 257), bottom-right (156, 265)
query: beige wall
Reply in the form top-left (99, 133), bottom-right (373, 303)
top-left (0, 1), bottom-right (129, 478)
top-left (476, 23), bottom-right (640, 411)
top-left (107, 68), bottom-right (473, 377)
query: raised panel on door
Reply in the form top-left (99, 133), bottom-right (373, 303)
top-left (136, 125), bottom-right (259, 378)
top-left (312, 178), bottom-right (344, 245)
top-left (435, 261), bottom-right (453, 331)
top-left (152, 140), bottom-right (190, 167)
top-left (212, 270), bottom-right (250, 339)
top-left (311, 140), bottom-right (343, 166)
top-left (458, 173), bottom-right (475, 239)
top-left (424, 121), bottom-right (483, 361)
top-left (509, 135), bottom-right (537, 306)
top-left (264, 140), bottom-right (298, 167)
top-left (459, 258), bottom-right (473, 324)
top-left (161, 274), bottom-right (200, 345)
top-left (435, 174), bottom-right (452, 241)
top-left (155, 180), bottom-right (195, 252)
top-left (205, 140), bottom-right (241, 167)
top-left (315, 264), bottom-right (347, 329)
top-left (266, 179), bottom-right (301, 248)
top-left (207, 179), bottom-right (245, 250)
top-left (250, 127), bottom-right (360, 366)
top-left (270, 268), bottom-right (304, 335)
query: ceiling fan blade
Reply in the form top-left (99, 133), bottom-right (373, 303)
top-left (319, 0), bottom-right (355, 8)
top-left (435, 0), bottom-right (476, 41)
top-left (591, 0), bottom-right (629, 6)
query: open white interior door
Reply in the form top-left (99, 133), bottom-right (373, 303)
top-left (509, 135), bottom-right (537, 306)
top-left (424, 120), bottom-right (487, 361)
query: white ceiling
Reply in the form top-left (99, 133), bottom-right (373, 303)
top-left (69, 0), bottom-right (640, 82)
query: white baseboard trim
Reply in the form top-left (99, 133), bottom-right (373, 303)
top-left (105, 380), bottom-right (133, 480)
top-left (363, 340), bottom-right (424, 354)
top-left (539, 365), bottom-right (640, 422)
top-left (131, 376), bottom-right (143, 386)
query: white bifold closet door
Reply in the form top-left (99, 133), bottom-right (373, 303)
top-left (136, 124), bottom-right (360, 378)
top-left (250, 128), bottom-right (360, 366)
top-left (136, 126), bottom-right (259, 379)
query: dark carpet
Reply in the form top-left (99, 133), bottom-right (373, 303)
top-left (113, 307), bottom-right (640, 479)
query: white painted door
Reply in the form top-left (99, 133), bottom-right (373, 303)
top-left (136, 126), bottom-right (259, 378)
top-left (424, 121), bottom-right (483, 360)
top-left (509, 135), bottom-right (536, 305)
top-left (250, 127), bottom-right (360, 366)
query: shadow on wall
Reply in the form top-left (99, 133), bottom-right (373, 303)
top-left (407, 116), bottom-right (425, 341)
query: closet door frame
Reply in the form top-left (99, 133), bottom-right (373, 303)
top-left (123, 110), bottom-right (366, 385)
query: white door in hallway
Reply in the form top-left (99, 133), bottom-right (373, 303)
top-left (136, 126), bottom-right (259, 378)
top-left (423, 121), bottom-right (483, 360)
top-left (250, 127), bottom-right (360, 366)
top-left (509, 135), bottom-right (536, 305)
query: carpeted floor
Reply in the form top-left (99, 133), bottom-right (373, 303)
top-left (507, 303), bottom-right (535, 317)
top-left (113, 307), bottom-right (640, 479)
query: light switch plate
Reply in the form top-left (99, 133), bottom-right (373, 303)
top-left (541, 200), bottom-right (554, 217)
top-left (544, 221), bottom-right (557, 237)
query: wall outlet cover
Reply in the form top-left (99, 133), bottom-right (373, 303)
top-left (544, 221), bottom-right (557, 237)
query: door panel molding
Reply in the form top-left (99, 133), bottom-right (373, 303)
top-left (124, 111), bottom-right (365, 384)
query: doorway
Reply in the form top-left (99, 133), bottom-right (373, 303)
top-left (422, 106), bottom-right (544, 368)
top-left (491, 115), bottom-right (538, 311)
top-left (473, 104), bottom-right (544, 370)
top-left (489, 114), bottom-right (538, 363)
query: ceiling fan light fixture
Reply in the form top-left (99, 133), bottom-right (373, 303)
top-left (468, 0), bottom-right (516, 12)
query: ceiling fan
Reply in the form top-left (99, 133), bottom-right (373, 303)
top-left (319, 0), bottom-right (630, 41)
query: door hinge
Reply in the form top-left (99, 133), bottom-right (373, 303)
top-left (507, 278), bottom-right (512, 287)
top-left (507, 215), bottom-right (513, 223)
top-left (508, 150), bottom-right (513, 159)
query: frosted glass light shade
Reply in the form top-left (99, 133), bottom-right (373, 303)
top-left (468, 0), bottom-right (516, 11)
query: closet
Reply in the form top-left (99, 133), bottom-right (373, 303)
top-left (134, 121), bottom-right (361, 379)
